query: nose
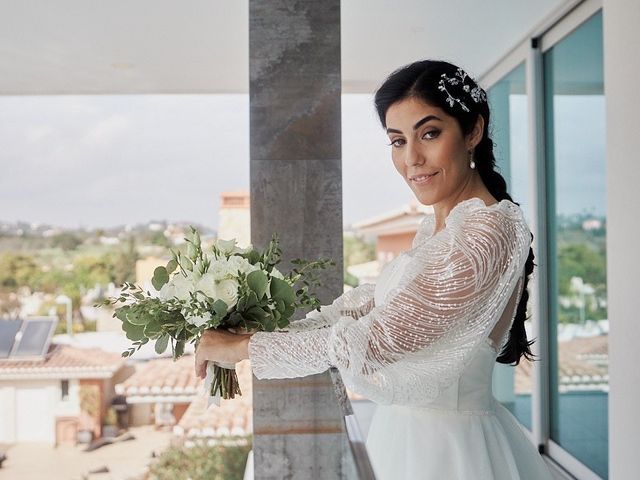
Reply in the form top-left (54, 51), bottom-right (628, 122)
top-left (405, 142), bottom-right (425, 167)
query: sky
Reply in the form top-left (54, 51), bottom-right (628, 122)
top-left (0, 92), bottom-right (606, 231)
top-left (0, 94), bottom-right (413, 230)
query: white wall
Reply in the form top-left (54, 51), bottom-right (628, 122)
top-left (603, 0), bottom-right (640, 478)
top-left (0, 384), bottom-right (17, 442)
top-left (0, 380), bottom-right (58, 443)
top-left (54, 379), bottom-right (81, 417)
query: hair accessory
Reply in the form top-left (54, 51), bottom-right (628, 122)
top-left (438, 68), bottom-right (487, 113)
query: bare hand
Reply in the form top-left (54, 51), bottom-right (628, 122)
top-left (194, 329), bottom-right (252, 379)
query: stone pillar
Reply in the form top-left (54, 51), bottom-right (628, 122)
top-left (249, 1), bottom-right (345, 479)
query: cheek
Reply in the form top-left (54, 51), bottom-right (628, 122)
top-left (434, 139), bottom-right (464, 172)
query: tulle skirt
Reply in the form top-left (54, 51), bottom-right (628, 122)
top-left (365, 400), bottom-right (553, 480)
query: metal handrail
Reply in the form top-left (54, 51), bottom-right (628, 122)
top-left (329, 368), bottom-right (377, 479)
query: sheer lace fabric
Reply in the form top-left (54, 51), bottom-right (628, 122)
top-left (248, 198), bottom-right (532, 406)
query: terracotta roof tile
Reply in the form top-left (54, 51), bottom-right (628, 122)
top-left (174, 359), bottom-right (253, 438)
top-left (0, 343), bottom-right (124, 378)
top-left (515, 334), bottom-right (608, 394)
top-left (116, 354), bottom-right (203, 396)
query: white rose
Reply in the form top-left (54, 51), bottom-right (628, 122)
top-left (171, 275), bottom-right (195, 302)
top-left (196, 273), bottom-right (218, 300)
top-left (226, 255), bottom-right (259, 277)
top-left (186, 311), bottom-right (211, 328)
top-left (208, 259), bottom-right (232, 281)
top-left (217, 279), bottom-right (239, 310)
top-left (158, 282), bottom-right (177, 301)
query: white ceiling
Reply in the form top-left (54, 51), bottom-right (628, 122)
top-left (0, 0), bottom-right (567, 95)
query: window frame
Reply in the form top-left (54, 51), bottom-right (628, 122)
top-left (479, 0), bottom-right (605, 478)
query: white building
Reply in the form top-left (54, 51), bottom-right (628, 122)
top-left (0, 321), bottom-right (128, 445)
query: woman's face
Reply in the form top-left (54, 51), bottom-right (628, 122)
top-left (385, 96), bottom-right (479, 207)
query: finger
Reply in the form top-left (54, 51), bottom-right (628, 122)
top-left (195, 353), bottom-right (204, 379)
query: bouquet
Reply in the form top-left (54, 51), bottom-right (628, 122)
top-left (101, 228), bottom-right (333, 403)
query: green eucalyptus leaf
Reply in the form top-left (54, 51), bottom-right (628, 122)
top-left (227, 312), bottom-right (243, 326)
top-left (270, 277), bottom-right (295, 305)
top-left (212, 299), bottom-right (229, 316)
top-left (166, 259), bottom-right (178, 274)
top-left (152, 266), bottom-right (169, 291)
top-left (245, 291), bottom-right (258, 309)
top-left (263, 317), bottom-right (276, 332)
top-left (115, 307), bottom-right (129, 322)
top-left (144, 318), bottom-right (161, 337)
top-left (125, 310), bottom-right (149, 326)
top-left (174, 340), bottom-right (185, 358)
top-left (144, 318), bottom-right (162, 338)
top-left (122, 321), bottom-right (146, 341)
top-left (276, 316), bottom-right (289, 329)
top-left (247, 270), bottom-right (268, 299)
top-left (246, 250), bottom-right (261, 265)
top-left (244, 320), bottom-right (261, 331)
top-left (155, 335), bottom-right (169, 354)
top-left (236, 296), bottom-right (247, 312)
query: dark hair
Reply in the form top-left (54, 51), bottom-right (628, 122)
top-left (374, 59), bottom-right (535, 365)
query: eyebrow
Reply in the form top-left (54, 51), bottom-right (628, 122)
top-left (386, 114), bottom-right (443, 134)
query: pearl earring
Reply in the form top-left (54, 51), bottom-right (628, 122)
top-left (469, 150), bottom-right (476, 170)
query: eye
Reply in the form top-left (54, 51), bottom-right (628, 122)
top-left (422, 129), bottom-right (440, 140)
top-left (388, 138), bottom-right (406, 148)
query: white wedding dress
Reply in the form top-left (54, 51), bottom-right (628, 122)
top-left (248, 198), bottom-right (553, 479)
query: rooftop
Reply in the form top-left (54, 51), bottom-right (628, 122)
top-left (0, 343), bottom-right (124, 380)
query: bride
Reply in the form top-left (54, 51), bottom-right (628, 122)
top-left (194, 59), bottom-right (553, 480)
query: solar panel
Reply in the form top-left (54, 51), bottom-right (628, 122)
top-left (0, 320), bottom-right (23, 358)
top-left (11, 318), bottom-right (57, 358)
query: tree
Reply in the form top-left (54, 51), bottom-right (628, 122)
top-left (344, 234), bottom-right (376, 266)
top-left (343, 234), bottom-right (376, 287)
top-left (51, 232), bottom-right (83, 251)
top-left (0, 252), bottom-right (38, 288)
top-left (0, 290), bottom-right (21, 318)
top-left (557, 243), bottom-right (606, 296)
top-left (109, 236), bottom-right (139, 284)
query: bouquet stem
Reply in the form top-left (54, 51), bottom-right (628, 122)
top-left (210, 364), bottom-right (242, 399)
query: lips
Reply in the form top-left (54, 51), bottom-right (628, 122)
top-left (409, 172), bottom-right (438, 184)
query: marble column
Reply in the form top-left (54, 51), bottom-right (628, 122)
top-left (249, 0), bottom-right (347, 479)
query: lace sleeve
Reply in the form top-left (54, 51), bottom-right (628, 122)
top-left (275, 283), bottom-right (376, 332)
top-left (248, 200), bottom-right (531, 404)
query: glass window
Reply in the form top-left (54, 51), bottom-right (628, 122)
top-left (544, 11), bottom-right (607, 478)
top-left (61, 379), bottom-right (69, 401)
top-left (487, 63), bottom-right (532, 431)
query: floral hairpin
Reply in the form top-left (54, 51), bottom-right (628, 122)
top-left (438, 68), bottom-right (487, 113)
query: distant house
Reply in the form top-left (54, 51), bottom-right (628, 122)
top-left (218, 190), bottom-right (251, 248)
top-left (350, 202), bottom-right (434, 283)
top-left (115, 356), bottom-right (254, 441)
top-left (0, 318), bottom-right (129, 446)
top-left (115, 355), bottom-right (202, 428)
top-left (173, 359), bottom-right (253, 442)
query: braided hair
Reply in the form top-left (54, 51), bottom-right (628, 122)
top-left (374, 60), bottom-right (535, 365)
